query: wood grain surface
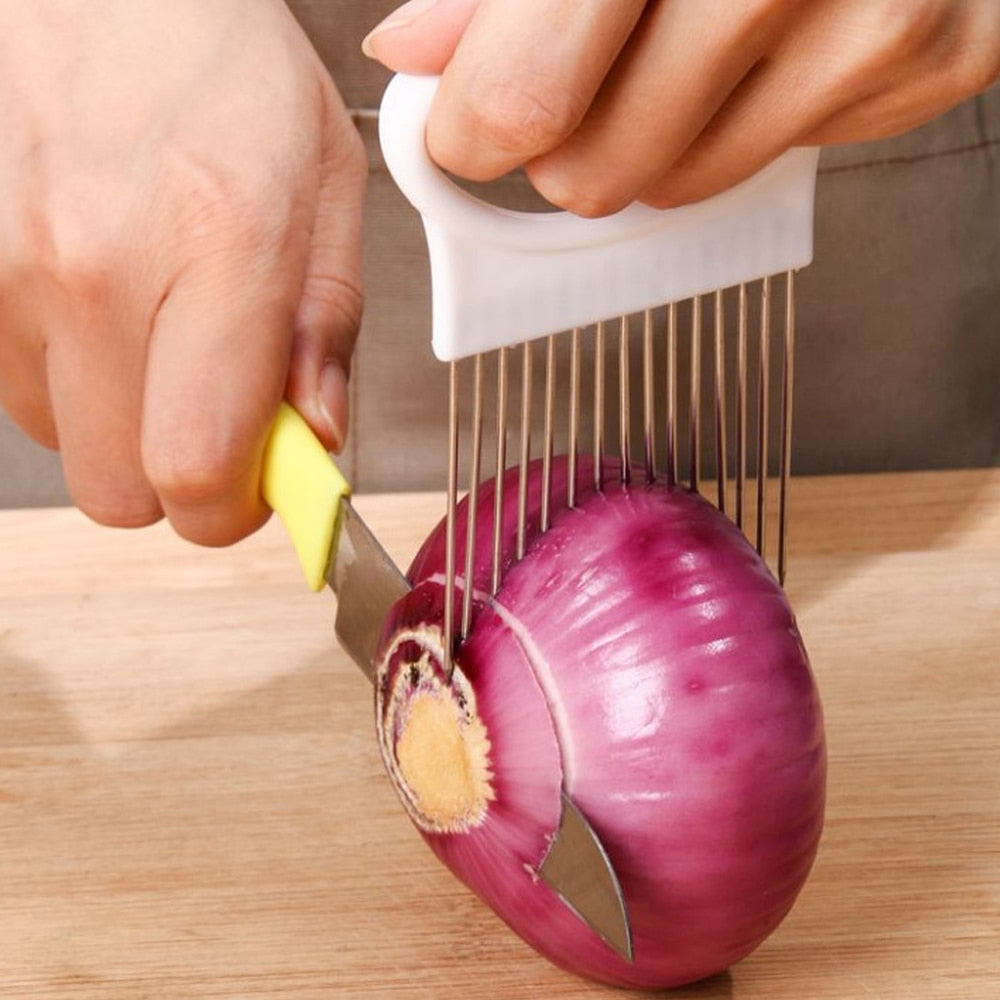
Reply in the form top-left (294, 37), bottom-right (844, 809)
top-left (1, 470), bottom-right (998, 999)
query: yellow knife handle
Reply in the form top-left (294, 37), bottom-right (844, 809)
top-left (261, 402), bottom-right (351, 591)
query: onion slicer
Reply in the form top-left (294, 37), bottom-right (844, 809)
top-left (378, 72), bottom-right (819, 961)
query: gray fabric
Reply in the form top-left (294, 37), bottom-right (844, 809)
top-left (1, 3), bottom-right (997, 508)
top-left (797, 86), bottom-right (1000, 475)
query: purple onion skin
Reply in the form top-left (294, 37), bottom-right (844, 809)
top-left (376, 459), bottom-right (826, 989)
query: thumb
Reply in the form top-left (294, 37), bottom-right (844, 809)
top-left (362, 0), bottom-right (481, 72)
top-left (285, 97), bottom-right (367, 454)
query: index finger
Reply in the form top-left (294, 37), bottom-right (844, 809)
top-left (425, 0), bottom-right (646, 181)
top-left (141, 234), bottom-right (305, 548)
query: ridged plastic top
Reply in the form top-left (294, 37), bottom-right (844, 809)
top-left (378, 73), bottom-right (819, 362)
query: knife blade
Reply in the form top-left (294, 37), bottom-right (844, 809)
top-left (539, 795), bottom-right (633, 961)
top-left (262, 402), bottom-right (633, 961)
top-left (327, 500), bottom-right (410, 681)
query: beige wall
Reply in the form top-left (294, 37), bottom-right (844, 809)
top-left (2, 1), bottom-right (998, 507)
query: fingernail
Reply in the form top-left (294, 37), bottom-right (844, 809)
top-left (319, 361), bottom-right (349, 454)
top-left (362, 0), bottom-right (440, 57)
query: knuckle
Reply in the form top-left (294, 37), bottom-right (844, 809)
top-left (863, 1), bottom-right (981, 71)
top-left (147, 443), bottom-right (266, 547)
top-left (828, 2), bottom-right (941, 87)
top-left (737, 0), bottom-right (809, 43)
top-left (869, 0), bottom-right (942, 54)
top-left (143, 429), bottom-right (248, 513)
top-left (8, 162), bottom-right (136, 305)
top-left (183, 180), bottom-right (263, 248)
top-left (74, 487), bottom-right (163, 531)
top-left (869, 2), bottom-right (1000, 108)
top-left (451, 74), bottom-right (587, 170)
top-left (17, 198), bottom-right (118, 311)
top-left (55, 254), bottom-right (115, 312)
top-left (298, 270), bottom-right (364, 340)
top-left (166, 153), bottom-right (281, 255)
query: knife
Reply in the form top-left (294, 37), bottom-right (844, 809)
top-left (261, 403), bottom-right (410, 678)
top-left (261, 402), bottom-right (633, 961)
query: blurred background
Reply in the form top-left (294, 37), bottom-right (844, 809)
top-left (2, 0), bottom-right (997, 507)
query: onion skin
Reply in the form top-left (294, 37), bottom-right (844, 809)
top-left (375, 459), bottom-right (825, 989)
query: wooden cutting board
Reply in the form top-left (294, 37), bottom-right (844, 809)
top-left (1, 469), bottom-right (997, 999)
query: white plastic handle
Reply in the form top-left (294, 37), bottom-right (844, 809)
top-left (378, 73), bottom-right (819, 361)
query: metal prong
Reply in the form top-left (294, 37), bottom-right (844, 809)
top-left (777, 270), bottom-right (795, 585)
top-left (594, 321), bottom-right (606, 491)
top-left (618, 315), bottom-right (631, 485)
top-left (516, 340), bottom-right (533, 561)
top-left (756, 276), bottom-right (771, 559)
top-left (689, 296), bottom-right (702, 493)
top-left (736, 283), bottom-right (748, 532)
top-left (444, 360), bottom-right (460, 679)
top-left (666, 303), bottom-right (678, 487)
top-left (541, 334), bottom-right (556, 533)
top-left (461, 353), bottom-right (484, 639)
top-left (568, 328), bottom-right (581, 509)
top-left (714, 289), bottom-right (727, 515)
top-left (491, 347), bottom-right (509, 595)
top-left (642, 309), bottom-right (656, 483)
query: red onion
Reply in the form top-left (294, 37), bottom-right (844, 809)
top-left (374, 458), bottom-right (825, 989)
